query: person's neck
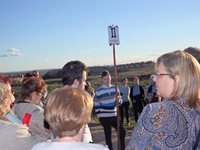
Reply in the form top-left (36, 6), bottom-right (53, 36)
top-left (24, 99), bottom-right (33, 104)
top-left (103, 84), bottom-right (110, 87)
top-left (54, 124), bottom-right (85, 143)
top-left (54, 136), bottom-right (81, 142)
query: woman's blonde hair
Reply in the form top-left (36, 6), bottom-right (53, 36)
top-left (44, 86), bottom-right (93, 138)
top-left (155, 50), bottom-right (200, 109)
top-left (0, 83), bottom-right (14, 116)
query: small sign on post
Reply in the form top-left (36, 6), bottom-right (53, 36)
top-left (108, 25), bottom-right (120, 45)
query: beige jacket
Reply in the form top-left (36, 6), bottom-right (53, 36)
top-left (0, 120), bottom-right (39, 150)
top-left (12, 102), bottom-right (50, 141)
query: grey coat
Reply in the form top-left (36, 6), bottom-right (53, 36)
top-left (12, 102), bottom-right (50, 141)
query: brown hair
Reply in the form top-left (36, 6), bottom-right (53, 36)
top-left (155, 50), bottom-right (200, 109)
top-left (45, 86), bottom-right (93, 138)
top-left (101, 70), bottom-right (110, 78)
top-left (20, 77), bottom-right (47, 100)
top-left (121, 78), bottom-right (128, 82)
top-left (133, 76), bottom-right (139, 80)
top-left (0, 73), bottom-right (12, 85)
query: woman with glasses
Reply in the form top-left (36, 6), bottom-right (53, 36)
top-left (127, 50), bottom-right (200, 149)
top-left (12, 77), bottom-right (50, 142)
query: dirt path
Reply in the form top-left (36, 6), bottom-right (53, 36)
top-left (89, 123), bottom-right (133, 150)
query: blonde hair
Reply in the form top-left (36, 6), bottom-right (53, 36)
top-left (0, 83), bottom-right (14, 116)
top-left (45, 86), bottom-right (93, 138)
top-left (155, 50), bottom-right (200, 109)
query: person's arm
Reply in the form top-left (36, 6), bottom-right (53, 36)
top-left (31, 109), bottom-right (50, 141)
top-left (82, 124), bottom-right (93, 143)
top-left (94, 88), bottom-right (101, 113)
top-left (117, 87), bottom-right (123, 105)
top-left (127, 87), bottom-right (131, 101)
top-left (12, 123), bottom-right (40, 150)
top-left (140, 86), bottom-right (145, 100)
top-left (145, 84), bottom-right (150, 95)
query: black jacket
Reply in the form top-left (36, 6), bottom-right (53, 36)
top-left (130, 85), bottom-right (145, 105)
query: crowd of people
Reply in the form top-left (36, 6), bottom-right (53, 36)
top-left (0, 49), bottom-right (200, 150)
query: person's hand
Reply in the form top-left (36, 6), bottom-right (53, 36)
top-left (44, 128), bottom-right (50, 133)
top-left (115, 95), bottom-right (120, 103)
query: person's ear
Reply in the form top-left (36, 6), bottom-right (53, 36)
top-left (174, 74), bottom-right (180, 87)
top-left (72, 79), bottom-right (80, 88)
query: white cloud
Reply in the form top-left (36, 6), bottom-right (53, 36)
top-left (10, 52), bottom-right (25, 56)
top-left (81, 50), bottom-right (91, 54)
top-left (0, 54), bottom-right (8, 57)
top-left (5, 47), bottom-right (25, 57)
top-left (7, 48), bottom-right (19, 52)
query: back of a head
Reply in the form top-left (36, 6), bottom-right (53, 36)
top-left (45, 86), bottom-right (93, 138)
top-left (23, 72), bottom-right (36, 83)
top-left (121, 78), bottom-right (128, 82)
top-left (0, 73), bottom-right (4, 82)
top-left (32, 70), bottom-right (40, 77)
top-left (61, 60), bottom-right (88, 86)
top-left (0, 73), bottom-right (12, 86)
top-left (150, 75), bottom-right (155, 81)
top-left (184, 47), bottom-right (200, 63)
top-left (20, 77), bottom-right (47, 100)
top-left (155, 50), bottom-right (200, 109)
top-left (0, 83), bottom-right (14, 116)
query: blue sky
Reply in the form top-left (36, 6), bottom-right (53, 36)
top-left (0, 0), bottom-right (199, 73)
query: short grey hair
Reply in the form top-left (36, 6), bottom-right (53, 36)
top-left (150, 75), bottom-right (155, 80)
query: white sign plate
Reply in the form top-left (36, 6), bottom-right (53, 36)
top-left (108, 25), bottom-right (120, 45)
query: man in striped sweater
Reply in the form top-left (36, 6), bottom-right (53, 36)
top-left (94, 70), bottom-right (126, 150)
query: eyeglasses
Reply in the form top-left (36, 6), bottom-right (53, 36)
top-left (37, 91), bottom-right (44, 97)
top-left (155, 73), bottom-right (174, 78)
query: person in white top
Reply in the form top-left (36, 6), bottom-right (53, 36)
top-left (118, 78), bottom-right (131, 125)
top-left (31, 86), bottom-right (109, 150)
top-left (61, 60), bottom-right (92, 143)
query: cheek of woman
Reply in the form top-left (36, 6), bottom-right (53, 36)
top-left (160, 81), bottom-right (174, 98)
top-left (5, 101), bottom-right (11, 113)
top-left (32, 93), bottom-right (41, 104)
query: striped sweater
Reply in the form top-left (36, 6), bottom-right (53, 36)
top-left (94, 84), bottom-right (122, 118)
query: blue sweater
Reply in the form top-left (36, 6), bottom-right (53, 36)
top-left (94, 84), bottom-right (122, 118)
